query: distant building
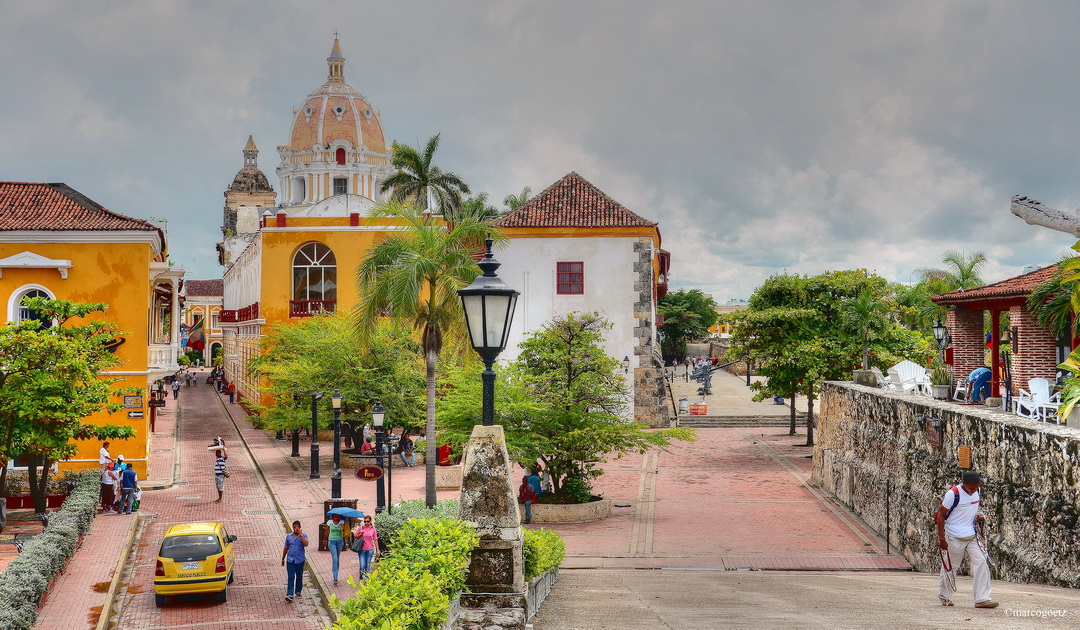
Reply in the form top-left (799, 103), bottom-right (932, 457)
top-left (708, 299), bottom-right (749, 338)
top-left (0, 182), bottom-right (184, 476)
top-left (182, 279), bottom-right (224, 365)
top-left (493, 172), bottom-right (670, 426)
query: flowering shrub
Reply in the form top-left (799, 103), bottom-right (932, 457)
top-left (0, 471), bottom-right (100, 629)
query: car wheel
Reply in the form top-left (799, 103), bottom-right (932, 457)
top-left (155, 594), bottom-right (166, 607)
top-left (227, 570), bottom-right (234, 584)
top-left (218, 586), bottom-right (227, 603)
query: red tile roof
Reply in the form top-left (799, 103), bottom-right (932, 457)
top-left (0, 182), bottom-right (160, 232)
top-left (931, 265), bottom-right (1057, 304)
top-left (184, 279), bottom-right (224, 297)
top-left (493, 172), bottom-right (656, 229)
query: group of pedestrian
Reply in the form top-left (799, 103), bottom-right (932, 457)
top-left (289, 513), bottom-right (380, 599)
top-left (98, 441), bottom-right (141, 514)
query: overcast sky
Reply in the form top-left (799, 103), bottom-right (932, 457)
top-left (3, 1), bottom-right (1080, 302)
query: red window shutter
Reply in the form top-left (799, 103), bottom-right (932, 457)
top-left (336, 148), bottom-right (346, 165)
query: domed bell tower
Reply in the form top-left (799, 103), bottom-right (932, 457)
top-left (223, 135), bottom-right (276, 237)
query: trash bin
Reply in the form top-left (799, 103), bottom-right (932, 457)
top-left (320, 498), bottom-right (358, 551)
top-left (678, 397), bottom-right (689, 414)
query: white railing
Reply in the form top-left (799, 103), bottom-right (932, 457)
top-left (147, 344), bottom-right (180, 372)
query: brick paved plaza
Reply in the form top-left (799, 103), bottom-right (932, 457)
top-left (28, 367), bottom-right (1080, 629)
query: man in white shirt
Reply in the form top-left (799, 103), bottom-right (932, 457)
top-left (935, 471), bottom-right (997, 608)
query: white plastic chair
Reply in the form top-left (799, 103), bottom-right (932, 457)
top-left (953, 381), bottom-right (969, 401)
top-left (870, 366), bottom-right (890, 388)
top-left (888, 360), bottom-right (931, 395)
top-left (887, 367), bottom-right (920, 394)
top-left (1014, 378), bottom-right (1061, 421)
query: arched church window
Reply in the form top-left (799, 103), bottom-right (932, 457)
top-left (336, 148), bottom-right (346, 165)
top-left (292, 242), bottom-right (337, 302)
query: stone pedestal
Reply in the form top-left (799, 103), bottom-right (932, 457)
top-left (455, 424), bottom-right (525, 630)
top-left (852, 370), bottom-right (876, 387)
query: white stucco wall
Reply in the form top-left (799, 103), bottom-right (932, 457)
top-left (496, 235), bottom-right (644, 374)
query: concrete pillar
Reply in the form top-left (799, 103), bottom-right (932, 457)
top-left (457, 424), bottom-right (526, 629)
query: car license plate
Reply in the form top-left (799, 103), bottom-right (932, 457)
top-left (182, 561), bottom-right (200, 570)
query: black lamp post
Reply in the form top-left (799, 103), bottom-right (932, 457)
top-left (310, 391), bottom-right (324, 479)
top-left (331, 390), bottom-right (343, 499)
top-left (372, 401), bottom-right (386, 513)
top-left (458, 236), bottom-right (520, 426)
top-left (932, 318), bottom-right (950, 362)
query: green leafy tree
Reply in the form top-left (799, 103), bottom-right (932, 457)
top-left (726, 271), bottom-right (930, 445)
top-left (457, 192), bottom-right (501, 222)
top-left (251, 315), bottom-right (424, 436)
top-left (1028, 248), bottom-right (1080, 338)
top-left (503, 186), bottom-right (532, 212)
top-left (379, 133), bottom-right (470, 216)
top-left (890, 281), bottom-right (937, 331)
top-left (657, 289), bottom-right (718, 358)
top-left (0, 298), bottom-right (136, 513)
top-left (355, 200), bottom-right (502, 507)
top-left (437, 312), bottom-right (694, 497)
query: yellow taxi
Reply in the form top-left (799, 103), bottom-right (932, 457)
top-left (153, 522), bottom-right (237, 606)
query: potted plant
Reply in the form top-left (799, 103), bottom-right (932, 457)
top-left (929, 358), bottom-right (952, 400)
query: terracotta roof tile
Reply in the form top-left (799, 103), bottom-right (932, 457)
top-left (0, 182), bottom-right (159, 232)
top-left (931, 265), bottom-right (1057, 304)
top-left (493, 172), bottom-right (656, 229)
top-left (184, 279), bottom-right (224, 297)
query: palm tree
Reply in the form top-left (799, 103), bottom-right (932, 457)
top-left (1028, 249), bottom-right (1080, 337)
top-left (503, 186), bottom-right (532, 212)
top-left (380, 134), bottom-right (470, 215)
top-left (354, 200), bottom-right (504, 507)
top-left (916, 250), bottom-right (987, 294)
top-left (457, 192), bottom-right (501, 222)
top-left (890, 281), bottom-right (937, 331)
top-left (841, 288), bottom-right (890, 369)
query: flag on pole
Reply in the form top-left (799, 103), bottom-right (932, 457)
top-left (186, 315), bottom-right (205, 350)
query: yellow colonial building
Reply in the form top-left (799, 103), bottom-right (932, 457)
top-left (0, 182), bottom-right (184, 477)
top-left (182, 279), bottom-right (224, 365)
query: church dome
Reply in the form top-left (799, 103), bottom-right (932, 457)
top-left (287, 39), bottom-right (388, 154)
top-left (228, 136), bottom-right (274, 193)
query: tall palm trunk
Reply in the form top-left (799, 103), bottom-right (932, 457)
top-left (425, 348), bottom-right (438, 508)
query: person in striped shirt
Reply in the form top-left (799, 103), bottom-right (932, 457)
top-left (213, 449), bottom-right (228, 503)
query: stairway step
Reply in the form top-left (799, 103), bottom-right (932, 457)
top-left (677, 415), bottom-right (808, 428)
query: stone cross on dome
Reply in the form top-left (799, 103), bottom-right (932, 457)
top-left (1012, 196), bottom-right (1080, 238)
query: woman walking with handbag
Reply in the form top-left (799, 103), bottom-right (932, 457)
top-left (352, 515), bottom-right (379, 582)
top-left (325, 513), bottom-right (346, 586)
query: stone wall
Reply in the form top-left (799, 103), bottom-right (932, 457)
top-left (812, 381), bottom-right (1080, 588)
top-left (632, 238), bottom-right (667, 427)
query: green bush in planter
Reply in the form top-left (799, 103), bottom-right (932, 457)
top-left (333, 516), bottom-right (478, 630)
top-left (523, 528), bottom-right (566, 581)
top-left (0, 471), bottom-right (100, 629)
top-left (373, 498), bottom-right (459, 553)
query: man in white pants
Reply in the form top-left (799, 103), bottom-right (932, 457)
top-left (935, 471), bottom-right (998, 608)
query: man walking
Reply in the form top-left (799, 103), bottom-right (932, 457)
top-left (171, 379), bottom-right (180, 400)
top-left (936, 471), bottom-right (997, 608)
top-left (119, 462), bottom-right (138, 514)
top-left (281, 521), bottom-right (309, 602)
top-left (227, 381), bottom-right (236, 404)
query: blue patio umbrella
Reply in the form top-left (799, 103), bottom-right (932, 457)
top-left (326, 507), bottom-right (365, 518)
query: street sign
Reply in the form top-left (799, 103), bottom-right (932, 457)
top-left (689, 403), bottom-right (708, 415)
top-left (148, 400), bottom-right (166, 408)
top-left (127, 411), bottom-right (144, 419)
top-left (355, 465), bottom-right (384, 481)
top-left (124, 395), bottom-right (143, 409)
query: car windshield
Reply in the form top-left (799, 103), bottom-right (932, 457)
top-left (160, 534), bottom-right (222, 561)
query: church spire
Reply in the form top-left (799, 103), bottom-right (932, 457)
top-left (328, 35), bottom-right (345, 81)
top-left (243, 135), bottom-right (258, 166)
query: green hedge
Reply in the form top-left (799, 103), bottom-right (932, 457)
top-left (333, 516), bottom-right (478, 630)
top-left (373, 498), bottom-right (459, 553)
top-left (0, 471), bottom-right (101, 630)
top-left (523, 528), bottom-right (566, 582)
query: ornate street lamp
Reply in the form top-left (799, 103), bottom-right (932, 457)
top-left (622, 356), bottom-right (631, 374)
top-left (310, 391), bottom-right (324, 479)
top-left (331, 390), bottom-right (343, 499)
top-left (372, 401), bottom-right (386, 513)
top-left (458, 236), bottom-right (520, 426)
top-left (932, 318), bottom-right (950, 362)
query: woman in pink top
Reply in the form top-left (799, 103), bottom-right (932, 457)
top-left (353, 515), bottom-right (379, 581)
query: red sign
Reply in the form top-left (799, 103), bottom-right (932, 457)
top-left (355, 465), bottom-right (384, 481)
top-left (689, 404), bottom-right (708, 415)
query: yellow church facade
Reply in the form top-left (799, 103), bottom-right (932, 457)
top-left (0, 182), bottom-right (184, 477)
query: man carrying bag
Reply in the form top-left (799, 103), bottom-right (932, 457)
top-left (935, 471), bottom-right (998, 609)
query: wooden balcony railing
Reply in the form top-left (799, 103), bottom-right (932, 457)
top-left (219, 302), bottom-right (259, 323)
top-left (290, 300), bottom-right (336, 317)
